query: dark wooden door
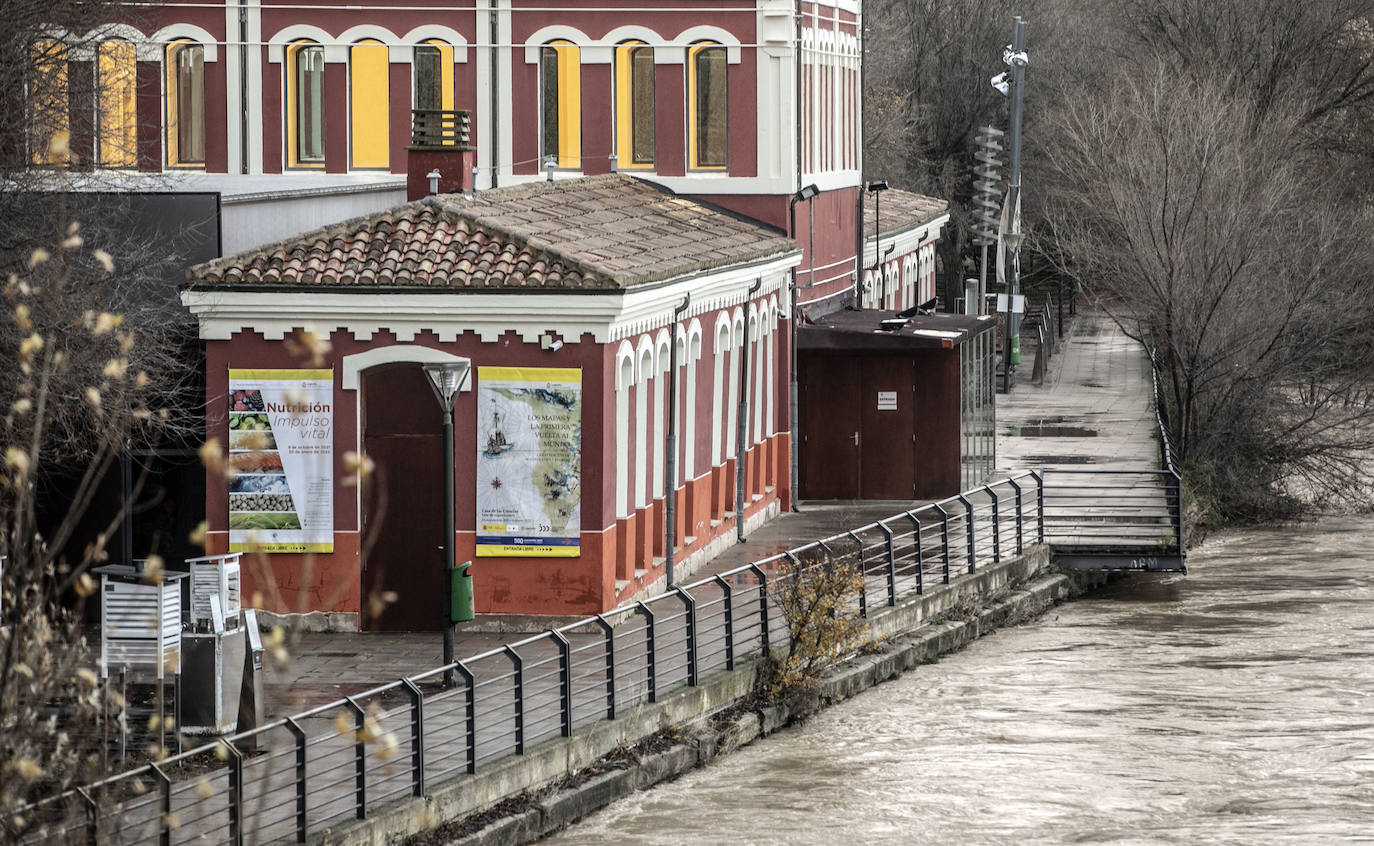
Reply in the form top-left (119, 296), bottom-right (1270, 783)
top-left (799, 353), bottom-right (862, 499)
top-left (860, 357), bottom-right (916, 499)
top-left (362, 364), bottom-right (444, 631)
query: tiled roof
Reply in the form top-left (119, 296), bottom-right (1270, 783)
top-left (187, 174), bottom-right (798, 290)
top-left (863, 187), bottom-right (948, 238)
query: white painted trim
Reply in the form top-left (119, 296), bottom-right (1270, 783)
top-left (340, 345), bottom-right (471, 391)
top-left (399, 25), bottom-right (470, 63)
top-left (82, 24), bottom-right (158, 61)
top-left (268, 26), bottom-right (346, 64)
top-left (676, 26), bottom-right (743, 63)
top-left (151, 25), bottom-right (220, 62)
top-left (614, 339), bottom-right (635, 390)
top-left (634, 334), bottom-right (655, 384)
top-left (603, 26), bottom-right (673, 53)
top-left (337, 25), bottom-right (402, 48)
top-left (523, 25), bottom-right (607, 64)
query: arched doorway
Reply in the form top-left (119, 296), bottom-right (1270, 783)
top-left (360, 362), bottom-right (445, 631)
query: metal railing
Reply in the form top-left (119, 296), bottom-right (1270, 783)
top-left (410, 109), bottom-right (472, 149)
top-left (20, 470), bottom-right (1132, 845)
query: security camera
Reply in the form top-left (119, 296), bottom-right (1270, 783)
top-left (1002, 47), bottom-right (1029, 67)
top-left (990, 72), bottom-right (1010, 96)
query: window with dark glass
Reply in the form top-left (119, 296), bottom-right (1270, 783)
top-left (615, 42), bottom-right (654, 168)
top-left (540, 40), bottom-right (580, 169)
top-left (166, 41), bottom-right (205, 166)
top-left (414, 45), bottom-right (442, 111)
top-left (289, 43), bottom-right (325, 166)
top-left (689, 44), bottom-right (726, 169)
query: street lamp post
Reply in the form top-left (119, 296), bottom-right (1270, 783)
top-left (424, 360), bottom-right (471, 686)
top-left (867, 180), bottom-right (888, 308)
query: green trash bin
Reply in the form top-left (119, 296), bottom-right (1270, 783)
top-left (449, 561), bottom-right (474, 623)
top-left (1011, 335), bottom-right (1021, 366)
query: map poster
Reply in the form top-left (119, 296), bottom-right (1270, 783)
top-left (476, 367), bottom-right (582, 557)
top-left (226, 369), bottom-right (334, 553)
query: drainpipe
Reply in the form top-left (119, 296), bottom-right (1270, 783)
top-left (736, 278), bottom-right (762, 542)
top-left (489, 1), bottom-right (500, 188)
top-left (239, 1), bottom-right (249, 174)
top-left (664, 292), bottom-right (690, 586)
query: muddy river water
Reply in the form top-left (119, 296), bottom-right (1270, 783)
top-left (548, 518), bottom-right (1374, 844)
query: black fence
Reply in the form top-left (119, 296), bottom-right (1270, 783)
top-left (22, 458), bottom-right (1184, 844)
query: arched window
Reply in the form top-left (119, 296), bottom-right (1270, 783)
top-left (687, 42), bottom-right (726, 170)
top-left (414, 40), bottom-right (454, 112)
top-left (350, 39), bottom-right (389, 169)
top-left (615, 41), bottom-right (654, 169)
top-left (97, 40), bottom-right (137, 168)
top-left (540, 40), bottom-right (580, 169)
top-left (166, 40), bottom-right (205, 167)
top-left (28, 39), bottom-right (69, 166)
top-left (287, 41), bottom-right (325, 167)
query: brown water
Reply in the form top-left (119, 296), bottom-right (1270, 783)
top-left (547, 519), bottom-right (1374, 844)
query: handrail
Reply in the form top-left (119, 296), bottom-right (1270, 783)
top-left (21, 466), bottom-right (1187, 843)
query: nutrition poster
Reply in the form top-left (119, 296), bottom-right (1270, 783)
top-left (226, 369), bottom-right (334, 553)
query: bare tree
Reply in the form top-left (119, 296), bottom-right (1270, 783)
top-left (1039, 65), bottom-right (1374, 517)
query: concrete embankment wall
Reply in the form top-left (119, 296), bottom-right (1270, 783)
top-left (316, 546), bottom-right (1107, 846)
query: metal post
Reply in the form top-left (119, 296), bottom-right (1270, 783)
top-left (503, 646), bottom-right (524, 754)
top-left (442, 411), bottom-right (455, 687)
top-left (845, 532), bottom-right (868, 618)
top-left (78, 787), bottom-right (98, 846)
top-left (1032, 470), bottom-right (1045, 542)
top-left (637, 601), bottom-right (657, 702)
top-left (676, 587), bottom-right (698, 686)
top-left (345, 696), bottom-right (367, 819)
top-left (934, 502), bottom-right (951, 583)
top-left (224, 740), bottom-right (244, 846)
top-left (594, 614), bottom-right (616, 719)
top-left (985, 485), bottom-right (1001, 562)
top-left (878, 521), bottom-right (896, 606)
top-left (401, 680), bottom-right (425, 797)
top-left (285, 717), bottom-right (307, 843)
top-left (1008, 477), bottom-right (1024, 554)
top-left (454, 660), bottom-right (476, 774)
top-left (666, 293), bottom-right (691, 584)
top-left (551, 630), bottom-right (573, 737)
top-left (749, 563), bottom-right (770, 657)
top-left (957, 494), bottom-right (976, 572)
top-left (1005, 16), bottom-right (1028, 390)
top-left (906, 511), bottom-right (924, 594)
top-left (713, 575), bottom-right (736, 670)
top-left (151, 764), bottom-right (171, 846)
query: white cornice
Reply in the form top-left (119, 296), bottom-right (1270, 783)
top-left (180, 252), bottom-right (800, 344)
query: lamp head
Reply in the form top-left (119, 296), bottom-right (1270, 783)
top-left (795, 183), bottom-right (820, 202)
top-left (423, 361), bottom-right (471, 412)
top-left (991, 72), bottom-right (1010, 96)
top-left (866, 180), bottom-right (889, 193)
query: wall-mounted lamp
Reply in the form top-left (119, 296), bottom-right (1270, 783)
top-left (427, 169), bottom-right (441, 196)
top-left (539, 333), bottom-right (564, 351)
top-left (795, 183), bottom-right (819, 202)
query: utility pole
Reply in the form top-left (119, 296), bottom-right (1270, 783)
top-left (1005, 17), bottom-right (1028, 390)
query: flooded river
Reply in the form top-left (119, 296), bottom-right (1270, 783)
top-left (548, 518), bottom-right (1374, 844)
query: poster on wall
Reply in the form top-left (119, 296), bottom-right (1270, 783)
top-left (226, 369), bottom-right (334, 553)
top-left (475, 367), bottom-right (582, 557)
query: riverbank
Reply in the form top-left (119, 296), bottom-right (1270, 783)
top-left (395, 554), bottom-right (1114, 846)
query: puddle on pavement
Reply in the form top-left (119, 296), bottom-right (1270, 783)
top-left (1010, 425), bottom-right (1099, 437)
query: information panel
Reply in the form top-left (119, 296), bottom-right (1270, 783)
top-left (475, 367), bottom-right (582, 557)
top-left (226, 369), bottom-right (334, 553)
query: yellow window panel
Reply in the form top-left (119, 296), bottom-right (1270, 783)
top-left (98, 40), bottom-right (138, 168)
top-left (350, 40), bottom-right (389, 169)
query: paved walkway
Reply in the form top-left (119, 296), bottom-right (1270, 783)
top-left (265, 311), bottom-right (1156, 719)
top-left (997, 312), bottom-right (1157, 472)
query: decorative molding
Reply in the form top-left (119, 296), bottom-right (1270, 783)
top-left (340, 345), bottom-right (471, 391)
top-left (150, 24), bottom-right (220, 61)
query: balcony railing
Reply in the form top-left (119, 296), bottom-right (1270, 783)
top-left (411, 109), bottom-right (472, 149)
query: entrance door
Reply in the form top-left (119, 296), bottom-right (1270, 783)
top-left (799, 354), bottom-right (862, 499)
top-left (799, 353), bottom-right (917, 500)
top-left (361, 364), bottom-right (444, 631)
top-left (860, 357), bottom-right (916, 499)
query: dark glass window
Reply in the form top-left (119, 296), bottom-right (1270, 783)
top-left (296, 44), bottom-right (324, 163)
top-left (693, 46), bottom-right (726, 168)
top-left (631, 47), bottom-right (655, 164)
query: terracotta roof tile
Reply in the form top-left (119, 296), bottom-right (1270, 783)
top-left (187, 174), bottom-right (796, 291)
